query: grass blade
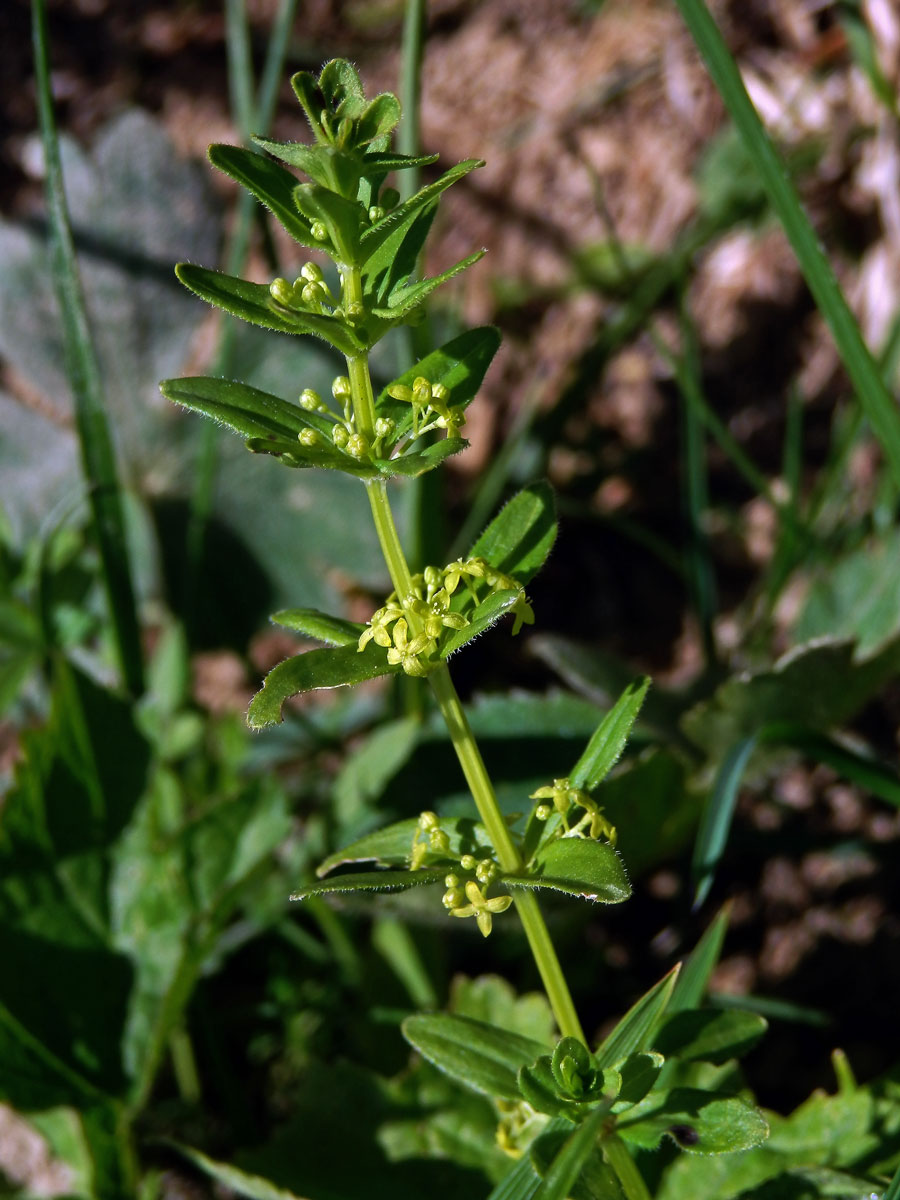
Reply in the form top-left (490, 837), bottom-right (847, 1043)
top-left (674, 0), bottom-right (900, 487)
top-left (488, 1153), bottom-right (543, 1200)
top-left (31, 0), bottom-right (144, 696)
top-left (691, 734), bottom-right (757, 909)
top-left (669, 903), bottom-right (732, 1013)
top-left (533, 1108), bottom-right (608, 1200)
top-left (883, 1160), bottom-right (900, 1200)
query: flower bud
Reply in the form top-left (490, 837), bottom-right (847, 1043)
top-left (374, 417), bottom-right (395, 439)
top-left (535, 804), bottom-right (552, 821)
top-left (300, 261), bottom-right (324, 284)
top-left (298, 429), bottom-right (319, 447)
top-left (299, 388), bottom-right (322, 411)
top-left (444, 874), bottom-right (459, 888)
top-left (347, 433), bottom-right (369, 459)
top-left (311, 220), bottom-right (329, 241)
top-left (460, 854), bottom-right (477, 871)
top-left (332, 376), bottom-right (352, 401)
top-left (332, 425), bottom-right (350, 448)
top-left (269, 277), bottom-right (294, 306)
top-left (368, 206), bottom-right (385, 223)
top-left (419, 811), bottom-right (439, 831)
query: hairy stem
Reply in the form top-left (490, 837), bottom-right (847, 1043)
top-left (348, 348), bottom-right (584, 1043)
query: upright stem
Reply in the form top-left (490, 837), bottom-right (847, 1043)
top-left (602, 1136), bottom-right (653, 1200)
top-left (349, 349), bottom-right (584, 1044)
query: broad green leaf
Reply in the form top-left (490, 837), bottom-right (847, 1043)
top-left (531, 1108), bottom-right (609, 1200)
top-left (654, 1009), bottom-right (767, 1065)
top-left (377, 437), bottom-right (468, 478)
top-left (168, 1141), bottom-right (312, 1200)
top-left (594, 967), bottom-right (681, 1069)
top-left (208, 144), bottom-right (318, 248)
top-left (614, 1052), bottom-right (665, 1107)
top-left (248, 643), bottom-right (400, 728)
top-left (174, 263), bottom-right (363, 355)
top-left (518, 1058), bottom-right (573, 1119)
top-left (617, 1088), bottom-right (769, 1153)
top-left (376, 326), bottom-right (502, 436)
top-left (470, 483), bottom-right (557, 585)
top-left (570, 677), bottom-right (650, 791)
top-left (373, 250), bottom-right (486, 319)
top-left (291, 868), bottom-right (445, 901)
top-left (316, 815), bottom-right (492, 876)
top-left (270, 608), bottom-right (364, 646)
top-left (691, 735), bottom-right (757, 909)
top-left (505, 838), bottom-right (630, 904)
top-left (402, 1013), bottom-right (549, 1101)
top-left (441, 590), bottom-right (521, 657)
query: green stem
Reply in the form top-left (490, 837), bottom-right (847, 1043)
top-left (602, 1135), bottom-right (653, 1200)
top-left (347, 348), bottom-right (584, 1042)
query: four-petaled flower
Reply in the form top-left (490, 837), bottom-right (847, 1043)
top-left (448, 879), bottom-right (512, 937)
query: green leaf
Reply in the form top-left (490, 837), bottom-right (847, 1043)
top-left (247, 643), bottom-right (400, 729)
top-left (470, 482), bottom-right (557, 586)
top-left (292, 183), bottom-right (366, 264)
top-left (168, 1142), bottom-right (312, 1200)
top-left (402, 1013), bottom-right (549, 1101)
top-left (360, 159), bottom-right (483, 273)
top-left (373, 250), bottom-right (486, 319)
top-left (613, 1052), bottom-right (665, 1107)
top-left (617, 1088), bottom-right (769, 1154)
top-left (160, 375), bottom-right (307, 442)
top-left (378, 437), bottom-right (468, 478)
top-left (291, 868), bottom-right (446, 901)
top-left (654, 1009), bottom-right (767, 1065)
top-left (885, 1161), bottom-right (900, 1200)
top-left (518, 1057), bottom-right (572, 1118)
top-left (691, 735), bottom-right (757, 909)
top-left (487, 1147), bottom-right (543, 1200)
top-left (441, 590), bottom-right (521, 657)
top-left (669, 905), bottom-right (732, 1013)
top-left (174, 263), bottom-right (363, 354)
top-left (251, 137), bottom-right (359, 193)
top-left (674, 0), bottom-right (900, 487)
top-left (594, 966), bottom-right (680, 1069)
top-left (376, 326), bottom-right (502, 436)
top-left (317, 815), bottom-right (492, 876)
top-left (505, 838), bottom-right (630, 904)
top-left (208, 144), bottom-right (318, 248)
top-left (570, 677), bottom-right (650, 791)
top-left (531, 1108), bottom-right (609, 1200)
top-left (270, 608), bottom-right (364, 646)
top-left (362, 203), bottom-right (437, 309)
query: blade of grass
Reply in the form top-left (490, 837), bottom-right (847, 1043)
top-left (675, 0), bottom-right (900, 487)
top-left (31, 0), bottom-right (144, 696)
top-left (676, 296), bottom-right (717, 665)
top-left (186, 0), bottom-right (297, 631)
top-left (884, 1159), bottom-right (900, 1200)
top-left (692, 733), bottom-right (758, 909)
top-left (534, 1108), bottom-right (608, 1200)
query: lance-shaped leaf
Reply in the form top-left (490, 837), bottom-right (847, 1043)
top-left (471, 482), bottom-right (557, 585)
top-left (376, 326), bottom-right (502, 436)
top-left (270, 608), bottom-right (364, 647)
top-left (160, 375), bottom-right (309, 442)
top-left (653, 1008), bottom-right (767, 1065)
top-left (208, 144), bottom-right (320, 248)
top-left (363, 203), bottom-right (437, 309)
top-left (402, 1013), bottom-right (549, 1102)
top-left (316, 816), bottom-right (493, 877)
top-left (504, 838), bottom-right (630, 904)
top-left (242, 436), bottom-right (378, 476)
top-left (174, 264), bottom-right (363, 355)
top-left (616, 1088), bottom-right (769, 1154)
top-left (372, 250), bottom-right (486, 320)
top-left (165, 1142), bottom-right (311, 1200)
top-left (292, 183), bottom-right (365, 265)
top-left (252, 138), bottom-right (360, 194)
top-left (376, 438), bottom-right (468, 479)
top-left (248, 644), bottom-right (400, 729)
top-left (360, 159), bottom-right (484, 271)
top-left (441, 590), bottom-right (521, 658)
top-left (291, 868), bottom-right (445, 901)
top-left (594, 966), bottom-right (681, 1069)
top-left (530, 1109), bottom-right (612, 1200)
top-left (570, 677), bottom-right (650, 791)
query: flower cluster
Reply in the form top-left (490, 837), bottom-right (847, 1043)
top-left (357, 556), bottom-right (535, 677)
top-left (530, 777), bottom-right (617, 844)
top-left (387, 375), bottom-right (466, 438)
top-left (408, 811), bottom-right (511, 937)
